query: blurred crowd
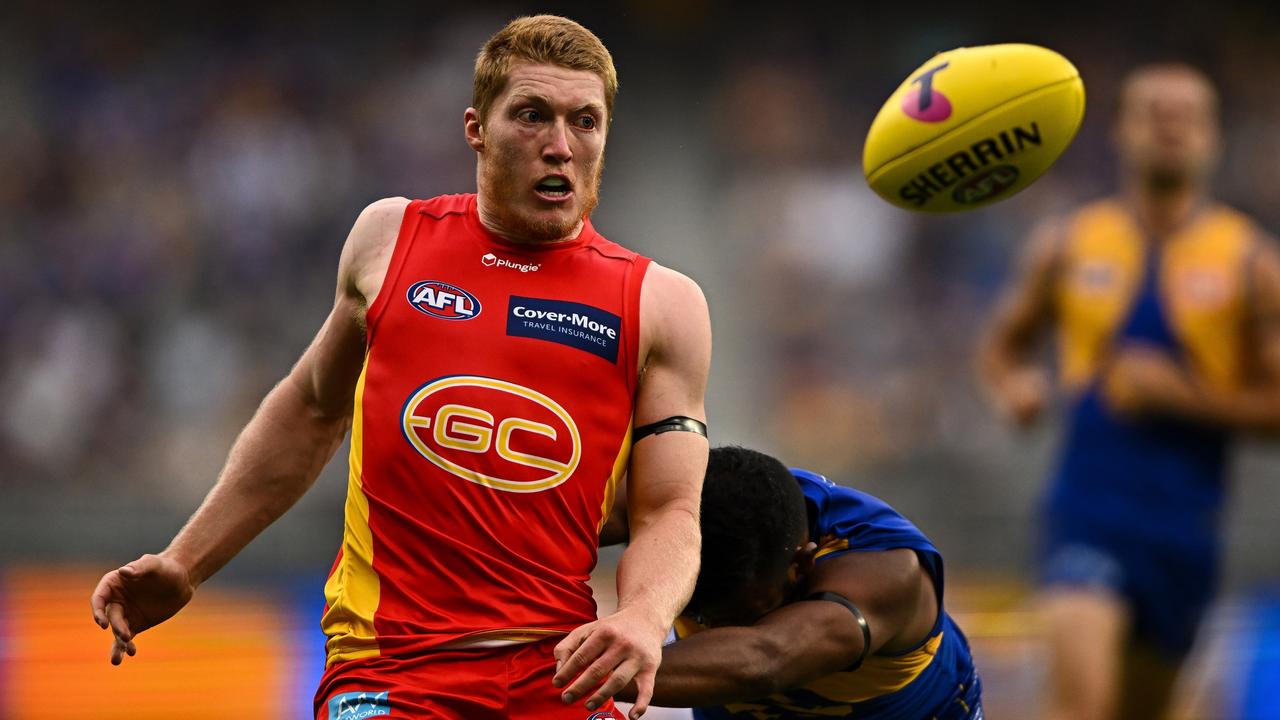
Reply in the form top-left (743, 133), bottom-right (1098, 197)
top-left (4, 1), bottom-right (1280, 575)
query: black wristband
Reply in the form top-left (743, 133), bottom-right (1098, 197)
top-left (804, 591), bottom-right (872, 671)
top-left (633, 416), bottom-right (708, 443)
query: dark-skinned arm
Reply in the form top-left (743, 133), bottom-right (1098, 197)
top-left (619, 548), bottom-right (936, 707)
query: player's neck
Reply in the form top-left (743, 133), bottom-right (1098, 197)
top-left (475, 193), bottom-right (585, 246)
top-left (1127, 182), bottom-right (1205, 238)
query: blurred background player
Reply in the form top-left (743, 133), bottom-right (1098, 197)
top-left (89, 15), bottom-right (711, 720)
top-left (979, 63), bottom-right (1280, 720)
top-left (605, 446), bottom-right (982, 719)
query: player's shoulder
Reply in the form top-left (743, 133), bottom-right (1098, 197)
top-left (1019, 196), bottom-right (1121, 272)
top-left (641, 261), bottom-right (703, 301)
top-left (1038, 196), bottom-right (1126, 243)
top-left (790, 467), bottom-right (839, 495)
top-left (338, 197), bottom-right (412, 295)
top-left (1203, 201), bottom-right (1275, 245)
top-left (640, 262), bottom-right (710, 356)
top-left (347, 197), bottom-right (411, 255)
top-left (362, 193), bottom-right (475, 226)
top-left (414, 193), bottom-right (475, 219)
top-left (1067, 196), bottom-right (1129, 224)
top-left (789, 468), bottom-right (876, 518)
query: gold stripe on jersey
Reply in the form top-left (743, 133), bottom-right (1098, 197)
top-left (674, 616), bottom-right (943, 712)
top-left (814, 534), bottom-right (851, 561)
top-left (597, 424), bottom-right (632, 534)
top-left (794, 631), bottom-right (943, 704)
top-left (715, 633), bottom-right (944, 717)
top-left (443, 627), bottom-right (570, 647)
top-left (321, 356), bottom-right (382, 667)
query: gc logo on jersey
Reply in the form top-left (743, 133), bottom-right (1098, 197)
top-left (406, 280), bottom-right (481, 320)
top-left (401, 376), bottom-right (581, 493)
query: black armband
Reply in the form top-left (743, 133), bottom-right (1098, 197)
top-left (632, 416), bottom-right (708, 443)
top-left (804, 591), bottom-right (872, 671)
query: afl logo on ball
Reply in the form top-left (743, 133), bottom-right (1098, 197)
top-left (952, 164), bottom-right (1020, 204)
top-left (401, 376), bottom-right (581, 493)
top-left (902, 62), bottom-right (952, 122)
top-left (406, 280), bottom-right (481, 320)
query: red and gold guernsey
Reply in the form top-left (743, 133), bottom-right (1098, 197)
top-left (321, 193), bottom-right (649, 668)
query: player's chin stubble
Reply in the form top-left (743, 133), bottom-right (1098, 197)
top-left (482, 147), bottom-right (604, 243)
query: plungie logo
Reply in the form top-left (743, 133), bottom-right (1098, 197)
top-left (482, 252), bottom-right (540, 272)
top-left (902, 62), bottom-right (952, 122)
top-left (407, 280), bottom-right (480, 320)
top-left (402, 376), bottom-right (581, 493)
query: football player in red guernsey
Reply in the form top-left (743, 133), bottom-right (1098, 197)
top-left (91, 15), bottom-right (711, 720)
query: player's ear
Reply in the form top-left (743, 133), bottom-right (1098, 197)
top-left (464, 108), bottom-right (485, 151)
top-left (793, 540), bottom-right (819, 579)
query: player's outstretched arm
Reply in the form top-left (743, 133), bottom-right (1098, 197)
top-left (977, 218), bottom-right (1062, 426)
top-left (90, 197), bottom-right (408, 665)
top-left (628, 548), bottom-right (935, 708)
top-left (553, 263), bottom-right (711, 719)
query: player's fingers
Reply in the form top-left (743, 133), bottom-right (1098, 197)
top-left (553, 623), bottom-right (592, 670)
top-left (628, 667), bottom-right (657, 719)
top-left (106, 601), bottom-right (132, 643)
top-left (561, 649), bottom-right (622, 704)
top-left (553, 626), bottom-right (606, 688)
top-left (110, 637), bottom-right (125, 666)
top-left (585, 658), bottom-right (639, 711)
top-left (90, 574), bottom-right (116, 628)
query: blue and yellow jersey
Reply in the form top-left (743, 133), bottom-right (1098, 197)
top-left (1048, 198), bottom-right (1262, 548)
top-left (680, 469), bottom-right (981, 720)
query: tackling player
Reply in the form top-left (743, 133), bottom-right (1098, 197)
top-left (601, 446), bottom-right (983, 719)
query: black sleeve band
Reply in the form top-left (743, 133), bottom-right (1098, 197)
top-left (632, 416), bottom-right (708, 443)
top-left (804, 591), bottom-right (872, 671)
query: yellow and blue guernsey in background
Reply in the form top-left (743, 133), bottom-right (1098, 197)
top-left (1045, 198), bottom-right (1263, 658)
top-left (679, 469), bottom-right (982, 720)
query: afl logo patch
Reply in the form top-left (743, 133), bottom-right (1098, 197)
top-left (406, 280), bottom-right (481, 320)
top-left (402, 376), bottom-right (581, 493)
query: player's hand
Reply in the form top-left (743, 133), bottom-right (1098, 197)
top-left (992, 367), bottom-right (1050, 427)
top-left (1103, 345), bottom-right (1197, 416)
top-left (90, 553), bottom-right (196, 665)
top-left (552, 606), bottom-right (665, 719)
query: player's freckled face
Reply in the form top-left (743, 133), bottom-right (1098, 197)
top-left (471, 62), bottom-right (608, 244)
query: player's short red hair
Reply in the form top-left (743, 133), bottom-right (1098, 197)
top-left (473, 15), bottom-right (618, 122)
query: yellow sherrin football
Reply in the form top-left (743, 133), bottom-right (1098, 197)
top-left (864, 43), bottom-right (1085, 212)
